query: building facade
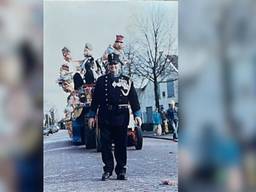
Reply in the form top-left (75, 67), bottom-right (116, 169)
top-left (136, 79), bottom-right (178, 123)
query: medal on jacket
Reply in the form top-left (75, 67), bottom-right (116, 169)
top-left (112, 79), bottom-right (131, 96)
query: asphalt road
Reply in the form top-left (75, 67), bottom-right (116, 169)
top-left (44, 130), bottom-right (178, 192)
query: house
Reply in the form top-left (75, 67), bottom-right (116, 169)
top-left (136, 78), bottom-right (178, 123)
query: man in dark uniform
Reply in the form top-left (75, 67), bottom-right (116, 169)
top-left (88, 53), bottom-right (142, 181)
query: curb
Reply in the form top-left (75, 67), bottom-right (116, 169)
top-left (143, 135), bottom-right (177, 142)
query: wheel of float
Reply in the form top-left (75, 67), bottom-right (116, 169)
top-left (135, 126), bottom-right (143, 150)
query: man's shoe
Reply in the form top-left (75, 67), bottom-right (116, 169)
top-left (101, 172), bottom-right (112, 181)
top-left (117, 173), bottom-right (127, 180)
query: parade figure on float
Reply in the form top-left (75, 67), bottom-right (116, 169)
top-left (59, 47), bottom-right (76, 75)
top-left (79, 43), bottom-right (102, 84)
top-left (88, 53), bottom-right (142, 181)
top-left (57, 45), bottom-right (100, 148)
top-left (102, 35), bottom-right (128, 72)
top-left (58, 47), bottom-right (83, 90)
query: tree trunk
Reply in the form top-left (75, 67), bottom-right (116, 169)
top-left (153, 76), bottom-right (160, 111)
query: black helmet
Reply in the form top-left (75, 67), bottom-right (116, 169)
top-left (108, 53), bottom-right (120, 65)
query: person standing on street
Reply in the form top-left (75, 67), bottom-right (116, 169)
top-left (152, 108), bottom-right (162, 136)
top-left (167, 100), bottom-right (179, 140)
top-left (88, 53), bottom-right (142, 181)
top-left (159, 106), bottom-right (168, 135)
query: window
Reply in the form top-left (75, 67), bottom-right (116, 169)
top-left (167, 81), bottom-right (175, 98)
top-left (162, 91), bottom-right (166, 97)
top-left (146, 107), bottom-right (153, 123)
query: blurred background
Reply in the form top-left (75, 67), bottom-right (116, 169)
top-left (0, 0), bottom-right (42, 191)
top-left (180, 0), bottom-right (256, 191)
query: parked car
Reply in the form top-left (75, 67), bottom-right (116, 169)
top-left (43, 126), bottom-right (50, 136)
top-left (49, 125), bottom-right (59, 134)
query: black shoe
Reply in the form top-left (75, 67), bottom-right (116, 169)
top-left (117, 172), bottom-right (127, 180)
top-left (101, 172), bottom-right (112, 181)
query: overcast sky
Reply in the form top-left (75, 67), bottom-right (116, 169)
top-left (44, 0), bottom-right (178, 119)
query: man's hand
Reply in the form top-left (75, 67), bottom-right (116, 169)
top-left (88, 118), bottom-right (96, 129)
top-left (134, 117), bottom-right (142, 127)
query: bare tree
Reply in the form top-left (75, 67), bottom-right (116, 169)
top-left (126, 5), bottom-right (178, 110)
top-left (122, 40), bottom-right (150, 89)
top-left (123, 42), bottom-right (136, 78)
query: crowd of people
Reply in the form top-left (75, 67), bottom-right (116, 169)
top-left (152, 100), bottom-right (179, 141)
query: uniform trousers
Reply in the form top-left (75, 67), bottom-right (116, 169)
top-left (98, 108), bottom-right (129, 174)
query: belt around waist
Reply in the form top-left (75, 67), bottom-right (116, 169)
top-left (100, 104), bottom-right (129, 110)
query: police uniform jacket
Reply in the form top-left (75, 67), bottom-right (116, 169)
top-left (88, 73), bottom-right (141, 122)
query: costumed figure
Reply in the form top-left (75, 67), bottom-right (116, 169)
top-left (58, 47), bottom-right (83, 91)
top-left (57, 45), bottom-right (98, 147)
top-left (79, 43), bottom-right (102, 84)
top-left (102, 35), bottom-right (128, 72)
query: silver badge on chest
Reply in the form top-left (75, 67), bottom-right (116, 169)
top-left (112, 79), bottom-right (131, 96)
